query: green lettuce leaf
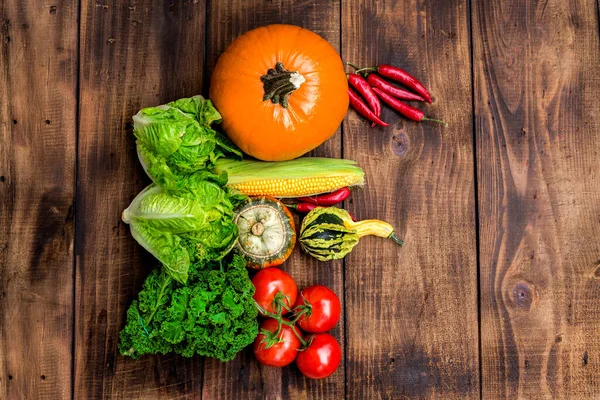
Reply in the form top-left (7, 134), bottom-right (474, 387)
top-left (128, 220), bottom-right (190, 284)
top-left (132, 95), bottom-right (242, 189)
top-left (122, 179), bottom-right (239, 284)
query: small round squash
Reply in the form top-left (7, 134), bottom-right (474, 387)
top-left (210, 24), bottom-right (349, 161)
top-left (235, 197), bottom-right (296, 269)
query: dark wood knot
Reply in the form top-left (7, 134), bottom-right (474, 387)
top-left (391, 133), bottom-right (409, 157)
top-left (512, 282), bottom-right (535, 311)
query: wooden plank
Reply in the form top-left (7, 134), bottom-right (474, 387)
top-left (75, 2), bottom-right (207, 399)
top-left (0, 1), bottom-right (77, 399)
top-left (342, 0), bottom-right (479, 398)
top-left (202, 1), bottom-right (345, 398)
top-left (472, 0), bottom-right (600, 397)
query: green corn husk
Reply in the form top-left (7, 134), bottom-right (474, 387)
top-left (214, 157), bottom-right (365, 198)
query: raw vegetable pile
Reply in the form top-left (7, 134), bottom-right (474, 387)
top-left (118, 96), bottom-right (382, 363)
top-left (119, 24), bottom-right (412, 378)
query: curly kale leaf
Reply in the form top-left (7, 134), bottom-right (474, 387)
top-left (119, 254), bottom-right (258, 362)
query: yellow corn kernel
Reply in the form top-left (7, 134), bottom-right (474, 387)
top-left (215, 157), bottom-right (364, 198)
top-left (229, 176), bottom-right (356, 198)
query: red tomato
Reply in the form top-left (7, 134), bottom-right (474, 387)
top-left (254, 318), bottom-right (301, 367)
top-left (296, 333), bottom-right (342, 379)
top-left (294, 285), bottom-right (341, 333)
top-left (252, 268), bottom-right (298, 315)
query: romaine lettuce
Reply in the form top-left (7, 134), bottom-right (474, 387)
top-left (122, 176), bottom-right (239, 284)
top-left (133, 95), bottom-right (242, 189)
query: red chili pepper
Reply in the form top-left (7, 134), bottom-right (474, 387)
top-left (347, 74), bottom-right (381, 128)
top-left (348, 88), bottom-right (389, 127)
top-left (367, 74), bottom-right (425, 102)
top-left (297, 187), bottom-right (351, 206)
top-left (376, 65), bottom-right (432, 103)
top-left (372, 87), bottom-right (445, 125)
top-left (294, 203), bottom-right (320, 213)
top-left (292, 203), bottom-right (357, 222)
top-left (348, 62), bottom-right (432, 103)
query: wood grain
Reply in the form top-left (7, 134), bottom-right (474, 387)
top-left (0, 1), bottom-right (77, 399)
top-left (202, 1), bottom-right (345, 399)
top-left (472, 0), bottom-right (600, 397)
top-left (75, 1), bottom-right (207, 399)
top-left (4, 0), bottom-right (600, 398)
top-left (342, 0), bottom-right (479, 398)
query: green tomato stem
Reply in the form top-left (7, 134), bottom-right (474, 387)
top-left (273, 291), bottom-right (292, 314)
top-left (253, 299), bottom-right (271, 316)
top-left (283, 320), bottom-right (307, 347)
top-left (274, 318), bottom-right (283, 339)
top-left (253, 299), bottom-right (307, 347)
top-left (290, 300), bottom-right (312, 325)
top-left (289, 309), bottom-right (305, 325)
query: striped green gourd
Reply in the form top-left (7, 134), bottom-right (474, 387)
top-left (299, 207), bottom-right (404, 261)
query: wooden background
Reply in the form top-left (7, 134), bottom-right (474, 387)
top-left (1, 0), bottom-right (599, 398)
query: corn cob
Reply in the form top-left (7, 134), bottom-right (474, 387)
top-left (214, 158), bottom-right (364, 198)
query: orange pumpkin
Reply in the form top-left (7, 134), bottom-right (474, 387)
top-left (209, 24), bottom-right (349, 161)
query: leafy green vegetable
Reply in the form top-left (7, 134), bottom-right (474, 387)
top-left (133, 95), bottom-right (242, 189)
top-left (120, 96), bottom-right (256, 362)
top-left (122, 177), bottom-right (239, 284)
top-left (119, 253), bottom-right (258, 361)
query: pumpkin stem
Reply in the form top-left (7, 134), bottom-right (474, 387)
top-left (261, 62), bottom-right (305, 108)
